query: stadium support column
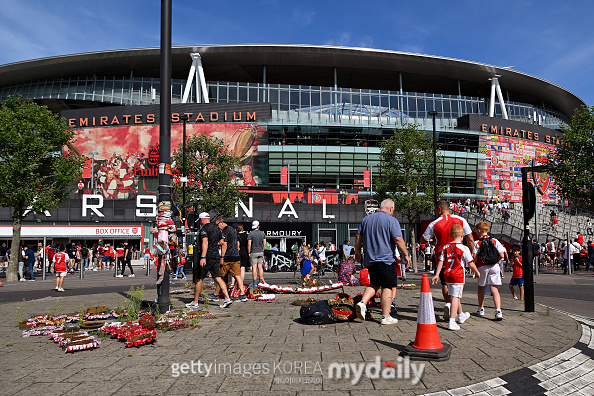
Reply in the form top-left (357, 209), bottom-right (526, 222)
top-left (157, 0), bottom-right (172, 314)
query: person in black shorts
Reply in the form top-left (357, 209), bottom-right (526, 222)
top-left (186, 213), bottom-right (233, 309)
top-left (235, 224), bottom-right (250, 289)
top-left (353, 199), bottom-right (410, 325)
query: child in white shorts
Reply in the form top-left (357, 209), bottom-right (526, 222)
top-left (474, 221), bottom-right (506, 320)
top-left (432, 224), bottom-right (479, 330)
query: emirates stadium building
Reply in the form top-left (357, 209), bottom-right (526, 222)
top-left (0, 45), bottom-right (585, 250)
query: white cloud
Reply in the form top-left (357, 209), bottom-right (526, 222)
top-left (291, 8), bottom-right (315, 26)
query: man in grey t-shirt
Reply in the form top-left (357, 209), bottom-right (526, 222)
top-left (247, 220), bottom-right (266, 287)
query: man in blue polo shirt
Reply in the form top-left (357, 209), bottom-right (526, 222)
top-left (354, 199), bottom-right (410, 325)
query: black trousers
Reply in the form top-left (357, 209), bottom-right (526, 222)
top-left (120, 258), bottom-right (134, 275)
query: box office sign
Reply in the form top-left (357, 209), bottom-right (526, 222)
top-left (0, 225), bottom-right (142, 238)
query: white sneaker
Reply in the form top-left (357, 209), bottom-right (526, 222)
top-left (443, 303), bottom-right (451, 321)
top-left (19, 278), bottom-right (26, 282)
top-left (128, 274), bottom-right (135, 277)
top-left (458, 312), bottom-right (471, 324)
top-left (476, 307), bottom-right (485, 316)
top-left (58, 288), bottom-right (65, 292)
top-left (116, 274), bottom-right (124, 278)
top-left (185, 301), bottom-right (200, 309)
top-left (356, 301), bottom-right (367, 321)
top-left (92, 268), bottom-right (98, 271)
top-left (220, 299), bottom-right (233, 308)
top-left (448, 320), bottom-right (460, 330)
top-left (513, 296), bottom-right (518, 300)
top-left (495, 310), bottom-right (503, 320)
top-left (381, 316), bottom-right (398, 325)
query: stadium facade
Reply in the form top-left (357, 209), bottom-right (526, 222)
top-left (0, 45), bottom-right (585, 251)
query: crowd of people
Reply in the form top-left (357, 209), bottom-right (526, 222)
top-left (0, 241), bottom-right (143, 288)
top-left (539, 234), bottom-right (594, 273)
top-left (346, 199), bottom-right (533, 330)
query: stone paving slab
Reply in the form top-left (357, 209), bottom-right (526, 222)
top-left (0, 271), bottom-right (583, 395)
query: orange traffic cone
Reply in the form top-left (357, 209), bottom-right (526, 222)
top-left (403, 274), bottom-right (452, 361)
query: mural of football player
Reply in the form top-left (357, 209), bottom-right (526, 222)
top-left (239, 164), bottom-right (257, 187)
top-left (101, 169), bottom-right (119, 199)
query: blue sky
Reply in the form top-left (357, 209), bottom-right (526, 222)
top-left (1, 0), bottom-right (593, 106)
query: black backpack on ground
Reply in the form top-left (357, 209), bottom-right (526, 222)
top-left (478, 237), bottom-right (500, 265)
top-left (299, 301), bottom-right (336, 325)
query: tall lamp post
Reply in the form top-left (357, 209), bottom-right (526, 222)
top-left (428, 111), bottom-right (438, 202)
top-left (157, 0), bottom-right (172, 314)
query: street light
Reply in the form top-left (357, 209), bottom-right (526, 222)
top-left (428, 111), bottom-right (438, 202)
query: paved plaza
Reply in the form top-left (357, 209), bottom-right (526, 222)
top-left (0, 267), bottom-right (592, 395)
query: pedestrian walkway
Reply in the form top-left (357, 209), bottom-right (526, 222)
top-left (0, 271), bottom-right (586, 395)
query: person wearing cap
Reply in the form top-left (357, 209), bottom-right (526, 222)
top-left (216, 218), bottom-right (247, 301)
top-left (247, 220), bottom-right (267, 288)
top-left (186, 212), bottom-right (233, 309)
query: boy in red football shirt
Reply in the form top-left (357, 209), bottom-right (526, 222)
top-left (508, 245), bottom-right (524, 300)
top-left (51, 245), bottom-right (69, 292)
top-left (431, 224), bottom-right (480, 330)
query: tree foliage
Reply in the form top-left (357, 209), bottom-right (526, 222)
top-left (172, 132), bottom-right (244, 218)
top-left (547, 106), bottom-right (594, 208)
top-left (375, 125), bottom-right (445, 268)
top-left (0, 96), bottom-right (85, 282)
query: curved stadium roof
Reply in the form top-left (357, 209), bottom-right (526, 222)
top-left (0, 44), bottom-right (585, 117)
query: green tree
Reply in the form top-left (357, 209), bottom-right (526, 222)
top-left (375, 124), bottom-right (445, 271)
top-left (172, 132), bottom-right (244, 219)
top-left (546, 105), bottom-right (594, 208)
top-left (0, 96), bottom-right (84, 282)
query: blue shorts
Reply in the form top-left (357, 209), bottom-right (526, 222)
top-left (301, 260), bottom-right (312, 276)
top-left (509, 277), bottom-right (524, 287)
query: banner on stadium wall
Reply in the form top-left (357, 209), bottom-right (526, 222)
top-left (478, 135), bottom-right (558, 203)
top-left (64, 122), bottom-right (266, 198)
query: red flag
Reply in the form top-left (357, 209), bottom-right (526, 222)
top-left (82, 159), bottom-right (91, 179)
top-left (280, 166), bottom-right (288, 185)
top-left (364, 170), bottom-right (370, 188)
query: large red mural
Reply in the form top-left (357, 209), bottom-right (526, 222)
top-left (67, 123), bottom-right (265, 199)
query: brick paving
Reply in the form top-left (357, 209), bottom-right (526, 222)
top-left (0, 269), bottom-right (585, 395)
